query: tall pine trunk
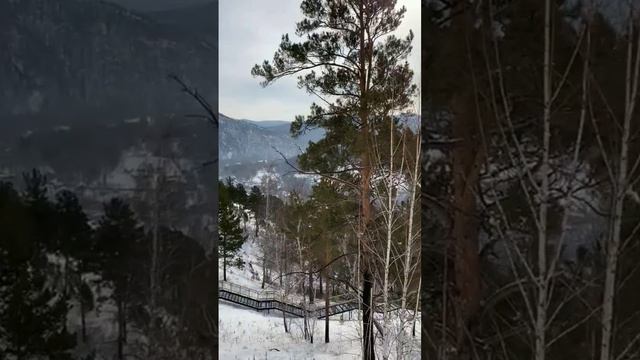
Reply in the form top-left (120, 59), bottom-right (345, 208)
top-left (283, 309), bottom-right (288, 333)
top-left (451, 92), bottom-right (483, 352)
top-left (325, 269), bottom-right (330, 343)
top-left (262, 176), bottom-right (271, 290)
top-left (280, 234), bottom-right (284, 287)
top-left (358, 1), bottom-right (375, 358)
top-left (223, 235), bottom-right (227, 282)
top-left (261, 254), bottom-right (266, 289)
top-left (363, 271), bottom-right (375, 360)
top-left (308, 267), bottom-right (315, 304)
top-left (447, 8), bottom-right (483, 355)
top-left (324, 234), bottom-right (330, 344)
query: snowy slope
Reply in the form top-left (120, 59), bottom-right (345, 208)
top-left (219, 302), bottom-right (362, 360)
top-left (219, 210), bottom-right (421, 359)
top-left (219, 213), bottom-right (364, 359)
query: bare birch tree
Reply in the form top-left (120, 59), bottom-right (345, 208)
top-left (600, 3), bottom-right (640, 360)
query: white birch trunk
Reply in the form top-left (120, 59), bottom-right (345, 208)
top-left (600, 5), bottom-right (640, 360)
top-left (401, 128), bottom-right (421, 312)
top-left (535, 1), bottom-right (552, 358)
top-left (381, 118), bottom-right (395, 360)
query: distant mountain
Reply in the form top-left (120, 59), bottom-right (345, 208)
top-left (219, 114), bottom-right (323, 164)
top-left (146, 1), bottom-right (217, 39)
top-left (105, 0), bottom-right (213, 12)
top-left (218, 114), bottom-right (323, 189)
top-left (217, 113), bottom-right (422, 185)
top-left (0, 0), bottom-right (218, 244)
top-left (0, 0), bottom-right (216, 126)
top-left (250, 120), bottom-right (291, 128)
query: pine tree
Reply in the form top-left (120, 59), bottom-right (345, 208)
top-left (0, 181), bottom-right (76, 358)
top-left (247, 185), bottom-right (263, 210)
top-left (223, 177), bottom-right (249, 206)
top-left (22, 169), bottom-right (56, 251)
top-left (234, 182), bottom-right (249, 206)
top-left (218, 198), bottom-right (246, 282)
top-left (94, 198), bottom-right (144, 360)
top-left (309, 179), bottom-right (356, 344)
top-left (0, 262), bottom-right (76, 359)
top-left (253, 1), bottom-right (417, 357)
top-left (55, 189), bottom-right (95, 343)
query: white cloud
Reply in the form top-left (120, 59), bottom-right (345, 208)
top-left (219, 0), bottom-right (420, 121)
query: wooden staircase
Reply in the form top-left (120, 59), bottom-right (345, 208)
top-left (315, 301), bottom-right (359, 318)
top-left (219, 280), bottom-right (359, 319)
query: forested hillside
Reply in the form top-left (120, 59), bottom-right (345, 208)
top-left (423, 0), bottom-right (640, 359)
top-left (0, 170), bottom-right (216, 358)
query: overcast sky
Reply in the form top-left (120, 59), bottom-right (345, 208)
top-left (219, 0), bottom-right (420, 122)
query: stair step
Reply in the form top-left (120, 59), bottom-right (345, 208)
top-left (221, 283), bottom-right (367, 319)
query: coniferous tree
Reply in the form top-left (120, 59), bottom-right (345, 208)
top-left (308, 179), bottom-right (356, 344)
top-left (253, 1), bottom-right (417, 357)
top-left (0, 181), bottom-right (76, 358)
top-left (55, 190), bottom-right (93, 281)
top-left (55, 189), bottom-right (95, 343)
top-left (218, 198), bottom-right (246, 282)
top-left (234, 182), bottom-right (249, 205)
top-left (94, 198), bottom-right (144, 360)
top-left (0, 262), bottom-right (76, 359)
top-left (224, 177), bottom-right (249, 206)
top-left (247, 185), bottom-right (263, 210)
top-left (22, 169), bottom-right (56, 252)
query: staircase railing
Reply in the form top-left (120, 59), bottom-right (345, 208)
top-left (219, 280), bottom-right (285, 301)
top-left (219, 280), bottom-right (364, 318)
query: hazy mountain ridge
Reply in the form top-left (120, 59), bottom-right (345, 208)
top-left (0, 0), bottom-right (417, 219)
top-left (105, 0), bottom-right (214, 12)
top-left (0, 114), bottom-right (216, 244)
top-left (219, 113), bottom-right (324, 164)
top-left (0, 0), bottom-right (218, 240)
top-left (146, 1), bottom-right (217, 38)
top-left (0, 0), bottom-right (216, 123)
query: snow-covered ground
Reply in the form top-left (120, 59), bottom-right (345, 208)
top-left (219, 302), bottom-right (363, 359)
top-left (220, 300), bottom-right (421, 359)
top-left (220, 213), bottom-right (363, 359)
top-left (219, 212), bottom-right (421, 359)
